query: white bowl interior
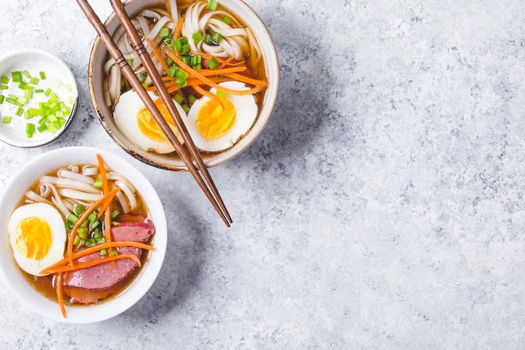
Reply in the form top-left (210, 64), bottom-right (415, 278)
top-left (0, 147), bottom-right (167, 323)
top-left (0, 49), bottom-right (79, 148)
top-left (89, 0), bottom-right (279, 170)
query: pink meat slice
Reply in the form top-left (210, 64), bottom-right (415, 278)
top-left (64, 220), bottom-right (155, 292)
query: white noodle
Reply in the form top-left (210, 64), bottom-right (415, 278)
top-left (41, 176), bottom-right (100, 194)
top-left (59, 189), bottom-right (103, 202)
top-left (57, 169), bottom-right (95, 184)
top-left (115, 190), bottom-right (130, 214)
top-left (114, 181), bottom-right (137, 211)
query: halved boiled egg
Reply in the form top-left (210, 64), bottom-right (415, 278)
top-left (8, 203), bottom-right (67, 276)
top-left (114, 90), bottom-right (185, 154)
top-left (185, 81), bottom-right (258, 153)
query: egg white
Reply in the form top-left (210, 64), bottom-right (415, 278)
top-left (185, 81), bottom-right (258, 153)
top-left (8, 203), bottom-right (66, 276)
top-left (114, 90), bottom-right (187, 154)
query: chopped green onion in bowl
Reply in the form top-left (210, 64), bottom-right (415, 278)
top-left (0, 49), bottom-right (78, 147)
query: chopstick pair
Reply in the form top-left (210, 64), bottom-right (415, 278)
top-left (76, 0), bottom-right (233, 227)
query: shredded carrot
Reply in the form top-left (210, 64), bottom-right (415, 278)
top-left (173, 15), bottom-right (184, 39)
top-left (164, 50), bottom-right (266, 96)
top-left (47, 254), bottom-right (141, 274)
top-left (223, 73), bottom-right (268, 87)
top-left (146, 37), bottom-right (169, 72)
top-left (96, 154), bottom-right (114, 258)
top-left (66, 188), bottom-right (119, 266)
top-left (42, 241), bottom-right (155, 274)
top-left (56, 273), bottom-right (66, 318)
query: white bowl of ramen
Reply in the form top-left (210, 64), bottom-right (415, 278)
top-left (0, 147), bottom-right (167, 323)
top-left (88, 0), bottom-right (279, 171)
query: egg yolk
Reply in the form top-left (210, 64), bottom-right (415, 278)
top-left (196, 96), bottom-right (236, 140)
top-left (15, 217), bottom-right (52, 260)
top-left (137, 99), bottom-right (183, 143)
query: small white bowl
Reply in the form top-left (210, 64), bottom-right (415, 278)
top-left (0, 49), bottom-right (79, 148)
top-left (0, 147), bottom-right (167, 323)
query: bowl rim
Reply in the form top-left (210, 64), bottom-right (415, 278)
top-left (0, 146), bottom-right (167, 323)
top-left (0, 48), bottom-right (79, 149)
top-left (88, 0), bottom-right (280, 171)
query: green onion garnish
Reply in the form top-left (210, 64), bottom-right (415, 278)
top-left (29, 77), bottom-right (39, 85)
top-left (222, 16), bottom-right (232, 25)
top-left (88, 210), bottom-right (98, 223)
top-left (175, 78), bottom-right (186, 87)
top-left (159, 27), bottom-right (170, 38)
top-left (74, 236), bottom-right (81, 246)
top-left (207, 0), bottom-right (219, 10)
top-left (16, 107), bottom-right (24, 117)
top-left (204, 34), bottom-right (213, 45)
top-left (91, 220), bottom-right (100, 230)
top-left (44, 88), bottom-right (53, 97)
top-left (94, 180), bottom-right (103, 189)
top-left (6, 97), bottom-right (22, 107)
top-left (75, 204), bottom-right (86, 216)
top-left (192, 31), bottom-right (203, 44)
top-left (176, 69), bottom-right (188, 80)
top-left (174, 94), bottom-right (184, 104)
top-left (39, 71), bottom-right (46, 80)
top-left (109, 250), bottom-right (119, 256)
top-left (174, 38), bottom-right (183, 53)
top-left (37, 124), bottom-right (47, 133)
top-left (217, 90), bottom-right (227, 98)
top-left (68, 213), bottom-right (79, 224)
top-left (25, 123), bottom-right (35, 138)
top-left (0, 85), bottom-right (8, 90)
top-left (212, 32), bottom-right (222, 44)
top-left (22, 70), bottom-right (31, 79)
top-left (18, 82), bottom-right (28, 90)
top-left (0, 96), bottom-right (4, 104)
top-left (11, 71), bottom-right (22, 83)
top-left (24, 88), bottom-right (32, 101)
top-left (100, 249), bottom-right (108, 256)
top-left (168, 66), bottom-right (178, 78)
top-left (166, 57), bottom-right (174, 66)
top-left (110, 210), bottom-right (120, 219)
top-left (182, 56), bottom-right (191, 65)
top-left (181, 44), bottom-right (191, 55)
top-left (182, 104), bottom-right (190, 113)
top-left (188, 94), bottom-right (197, 105)
top-left (0, 76), bottom-right (8, 84)
top-left (208, 57), bottom-right (218, 70)
top-left (2, 116), bottom-right (12, 124)
top-left (35, 89), bottom-right (44, 93)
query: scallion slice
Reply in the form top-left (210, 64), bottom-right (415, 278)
top-left (0, 76), bottom-right (8, 84)
top-left (16, 107), bottom-right (24, 117)
top-left (0, 85), bottom-right (8, 90)
top-left (22, 70), bottom-right (31, 79)
top-left (11, 71), bottom-right (22, 83)
top-left (26, 123), bottom-right (35, 138)
top-left (159, 27), bottom-right (170, 38)
top-left (207, 0), bottom-right (219, 10)
top-left (222, 16), bottom-right (232, 25)
top-left (174, 94), bottom-right (184, 104)
top-left (193, 31), bottom-right (203, 44)
top-left (208, 57), bottom-right (218, 69)
top-left (0, 95), bottom-right (4, 104)
top-left (39, 71), bottom-right (46, 80)
top-left (2, 116), bottom-right (12, 124)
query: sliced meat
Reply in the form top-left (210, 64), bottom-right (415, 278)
top-left (111, 220), bottom-right (155, 242)
top-left (64, 219), bottom-right (155, 304)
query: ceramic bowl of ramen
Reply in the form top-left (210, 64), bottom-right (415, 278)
top-left (88, 0), bottom-right (279, 171)
top-left (0, 147), bottom-right (167, 323)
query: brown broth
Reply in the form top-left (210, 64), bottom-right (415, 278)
top-left (108, 0), bottom-right (269, 159)
top-left (13, 164), bottom-right (152, 306)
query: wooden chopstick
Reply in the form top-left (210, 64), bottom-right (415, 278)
top-left (109, 0), bottom-right (232, 224)
top-left (75, 0), bottom-right (232, 227)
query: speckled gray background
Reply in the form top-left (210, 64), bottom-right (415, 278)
top-left (1, 0), bottom-right (525, 349)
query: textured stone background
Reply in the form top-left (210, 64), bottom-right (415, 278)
top-left (1, 0), bottom-right (525, 349)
